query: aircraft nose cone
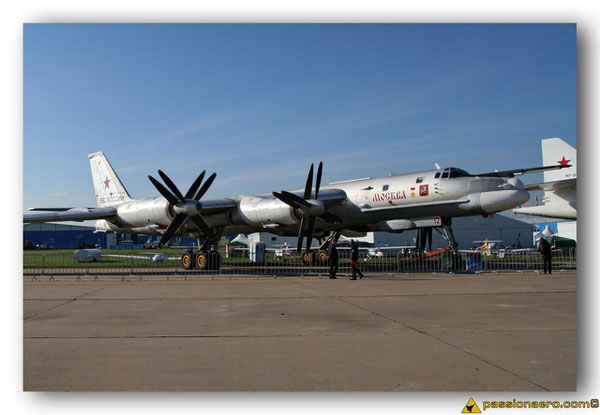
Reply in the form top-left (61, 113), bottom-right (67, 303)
top-left (481, 189), bottom-right (530, 213)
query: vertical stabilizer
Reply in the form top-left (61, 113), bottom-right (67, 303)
top-left (88, 152), bottom-right (132, 207)
top-left (542, 138), bottom-right (577, 183)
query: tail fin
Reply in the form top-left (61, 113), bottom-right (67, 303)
top-left (88, 152), bottom-right (132, 207)
top-left (542, 138), bottom-right (577, 182)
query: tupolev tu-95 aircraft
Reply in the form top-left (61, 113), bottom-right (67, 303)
top-left (24, 151), bottom-right (569, 269)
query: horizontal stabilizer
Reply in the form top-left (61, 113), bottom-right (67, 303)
top-left (24, 207), bottom-right (118, 223)
top-left (513, 204), bottom-right (576, 220)
top-left (525, 178), bottom-right (576, 191)
top-left (28, 207), bottom-right (96, 212)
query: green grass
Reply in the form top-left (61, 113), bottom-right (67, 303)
top-left (23, 249), bottom-right (576, 270)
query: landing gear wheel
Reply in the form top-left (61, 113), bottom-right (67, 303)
top-left (318, 252), bottom-right (329, 263)
top-left (302, 252), bottom-right (312, 264)
top-left (195, 251), bottom-right (222, 270)
top-left (196, 253), bottom-right (207, 270)
top-left (182, 253), bottom-right (195, 270)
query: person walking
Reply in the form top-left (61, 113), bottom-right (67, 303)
top-left (327, 237), bottom-right (339, 279)
top-left (349, 239), bottom-right (365, 280)
top-left (538, 237), bottom-right (552, 274)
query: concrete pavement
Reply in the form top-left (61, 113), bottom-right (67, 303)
top-left (23, 272), bottom-right (576, 391)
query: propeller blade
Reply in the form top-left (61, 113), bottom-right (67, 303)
top-left (314, 161), bottom-right (322, 199)
top-left (158, 170), bottom-right (185, 202)
top-left (303, 163), bottom-right (314, 199)
top-left (305, 216), bottom-right (316, 252)
top-left (296, 217), bottom-right (305, 253)
top-left (159, 213), bottom-right (187, 247)
top-left (318, 211), bottom-right (343, 224)
top-left (272, 192), bottom-right (301, 209)
top-left (194, 172), bottom-right (217, 200)
top-left (149, 175), bottom-right (179, 205)
top-left (185, 171), bottom-right (206, 199)
top-left (279, 190), bottom-right (311, 208)
top-left (189, 214), bottom-right (214, 238)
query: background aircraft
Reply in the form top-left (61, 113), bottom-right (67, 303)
top-left (512, 137), bottom-right (577, 220)
top-left (24, 151), bottom-right (569, 269)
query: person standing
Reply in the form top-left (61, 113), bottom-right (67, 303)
top-left (349, 239), bottom-right (365, 280)
top-left (538, 237), bottom-right (552, 274)
top-left (327, 237), bottom-right (339, 279)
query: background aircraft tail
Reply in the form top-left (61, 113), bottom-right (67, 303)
top-left (542, 137), bottom-right (577, 182)
top-left (88, 152), bottom-right (132, 207)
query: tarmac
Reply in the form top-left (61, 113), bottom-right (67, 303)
top-left (23, 271), bottom-right (576, 391)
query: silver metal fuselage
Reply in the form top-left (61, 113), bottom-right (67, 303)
top-left (94, 168), bottom-right (530, 238)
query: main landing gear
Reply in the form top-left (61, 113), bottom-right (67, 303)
top-left (181, 250), bottom-right (221, 270)
top-left (180, 229), bottom-right (223, 271)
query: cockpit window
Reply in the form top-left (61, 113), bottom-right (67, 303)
top-left (434, 172), bottom-right (441, 179)
top-left (449, 168), bottom-right (470, 179)
top-left (441, 170), bottom-right (449, 179)
top-left (416, 177), bottom-right (423, 183)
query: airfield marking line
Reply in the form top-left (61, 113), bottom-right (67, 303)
top-left (23, 282), bottom-right (122, 321)
top-left (290, 279), bottom-right (552, 391)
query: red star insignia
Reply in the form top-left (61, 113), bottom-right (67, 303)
top-left (558, 156), bottom-right (570, 167)
top-left (104, 177), bottom-right (111, 188)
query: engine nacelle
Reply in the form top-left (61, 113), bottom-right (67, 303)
top-left (115, 198), bottom-right (173, 228)
top-left (236, 196), bottom-right (300, 227)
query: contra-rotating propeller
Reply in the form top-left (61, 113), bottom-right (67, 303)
top-left (272, 162), bottom-right (342, 253)
top-left (148, 169), bottom-right (217, 247)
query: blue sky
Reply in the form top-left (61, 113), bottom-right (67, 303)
top-left (23, 23), bottom-right (576, 210)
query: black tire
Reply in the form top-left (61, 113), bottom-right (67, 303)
top-left (195, 253), bottom-right (207, 270)
top-left (194, 252), bottom-right (222, 270)
top-left (182, 253), bottom-right (195, 270)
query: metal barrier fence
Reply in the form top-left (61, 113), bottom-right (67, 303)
top-left (23, 248), bottom-right (577, 280)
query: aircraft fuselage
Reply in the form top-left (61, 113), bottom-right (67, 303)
top-left (95, 167), bottom-right (529, 238)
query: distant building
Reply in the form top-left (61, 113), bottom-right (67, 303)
top-left (23, 223), bottom-right (112, 249)
top-left (23, 223), bottom-right (202, 249)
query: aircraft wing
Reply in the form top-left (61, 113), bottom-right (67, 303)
top-left (524, 178), bottom-right (576, 191)
top-left (476, 164), bottom-right (572, 178)
top-left (24, 207), bottom-right (118, 223)
top-left (281, 188), bottom-right (347, 203)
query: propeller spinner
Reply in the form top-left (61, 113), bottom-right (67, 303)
top-left (273, 162), bottom-right (342, 253)
top-left (148, 169), bottom-right (217, 247)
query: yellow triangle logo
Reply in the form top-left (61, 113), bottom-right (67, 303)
top-left (461, 398), bottom-right (482, 414)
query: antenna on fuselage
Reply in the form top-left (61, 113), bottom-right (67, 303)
top-left (434, 163), bottom-right (441, 170)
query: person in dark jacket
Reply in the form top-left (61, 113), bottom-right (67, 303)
top-left (349, 239), bottom-right (365, 280)
top-left (538, 237), bottom-right (552, 274)
top-left (327, 237), bottom-right (339, 279)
